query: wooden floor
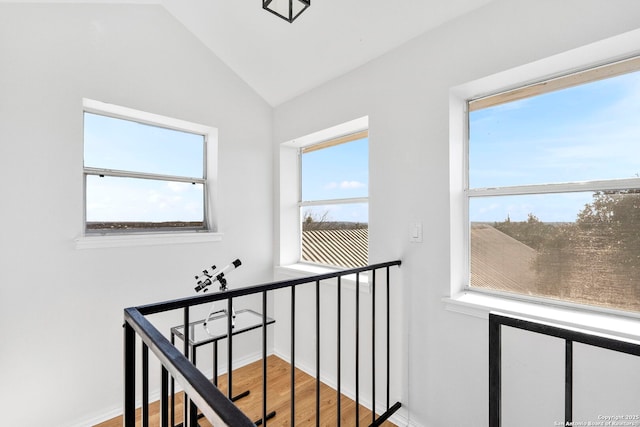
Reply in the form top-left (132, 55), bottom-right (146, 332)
top-left (96, 355), bottom-right (396, 427)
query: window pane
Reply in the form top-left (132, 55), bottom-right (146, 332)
top-left (469, 70), bottom-right (640, 188)
top-left (84, 112), bottom-right (204, 178)
top-left (86, 175), bottom-right (204, 230)
top-left (470, 191), bottom-right (640, 312)
top-left (301, 138), bottom-right (368, 201)
top-left (301, 204), bottom-right (368, 268)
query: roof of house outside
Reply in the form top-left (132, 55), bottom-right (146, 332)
top-left (470, 223), bottom-right (537, 295)
top-left (302, 228), bottom-right (368, 268)
top-left (301, 224), bottom-right (537, 287)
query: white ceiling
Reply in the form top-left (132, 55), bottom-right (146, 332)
top-left (10, 0), bottom-right (496, 106)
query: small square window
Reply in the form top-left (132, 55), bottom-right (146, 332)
top-left (83, 100), bottom-right (215, 234)
top-left (300, 132), bottom-right (369, 268)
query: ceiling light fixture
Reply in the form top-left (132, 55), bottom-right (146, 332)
top-left (263, 0), bottom-right (310, 23)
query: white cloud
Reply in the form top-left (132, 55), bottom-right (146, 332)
top-left (340, 180), bottom-right (365, 189)
top-left (324, 180), bottom-right (366, 190)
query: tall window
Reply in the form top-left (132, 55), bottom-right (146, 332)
top-left (467, 56), bottom-right (640, 313)
top-left (83, 100), bottom-right (215, 234)
top-left (300, 131), bottom-right (369, 268)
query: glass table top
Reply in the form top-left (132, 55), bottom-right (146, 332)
top-left (171, 308), bottom-right (275, 346)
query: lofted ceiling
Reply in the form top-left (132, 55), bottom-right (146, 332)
top-left (9, 0), bottom-right (496, 106)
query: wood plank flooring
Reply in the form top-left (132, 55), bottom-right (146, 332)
top-left (95, 355), bottom-right (396, 427)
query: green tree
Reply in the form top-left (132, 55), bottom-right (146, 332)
top-left (302, 210), bottom-right (330, 231)
top-left (493, 213), bottom-right (576, 298)
top-left (488, 190), bottom-right (640, 310)
top-left (494, 213), bottom-right (554, 250)
top-left (302, 209), bottom-right (368, 231)
top-left (576, 189), bottom-right (640, 298)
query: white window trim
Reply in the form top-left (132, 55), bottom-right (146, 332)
top-left (76, 99), bottom-right (221, 249)
top-left (446, 29), bottom-right (640, 339)
top-left (444, 291), bottom-right (640, 341)
top-left (75, 231), bottom-right (223, 249)
top-left (278, 116), bottom-right (369, 275)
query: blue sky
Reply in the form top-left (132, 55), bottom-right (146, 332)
top-left (84, 113), bottom-right (205, 222)
top-left (301, 137), bottom-right (369, 223)
top-left (469, 69), bottom-right (640, 223)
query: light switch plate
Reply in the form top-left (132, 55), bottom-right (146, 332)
top-left (410, 222), bottom-right (423, 243)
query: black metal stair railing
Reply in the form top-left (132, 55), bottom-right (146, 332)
top-left (489, 312), bottom-right (640, 427)
top-left (123, 260), bottom-right (402, 427)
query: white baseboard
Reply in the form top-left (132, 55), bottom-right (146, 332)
top-left (69, 407), bottom-right (123, 427)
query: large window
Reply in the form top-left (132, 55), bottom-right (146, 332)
top-left (83, 99), bottom-right (216, 234)
top-left (300, 131), bottom-right (369, 268)
top-left (467, 56), bottom-right (640, 313)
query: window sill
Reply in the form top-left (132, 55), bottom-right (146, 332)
top-left (444, 291), bottom-right (640, 342)
top-left (275, 263), bottom-right (370, 292)
top-left (75, 231), bottom-right (223, 249)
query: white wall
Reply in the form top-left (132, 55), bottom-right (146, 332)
top-left (0, 3), bottom-right (273, 426)
top-left (272, 1), bottom-right (640, 425)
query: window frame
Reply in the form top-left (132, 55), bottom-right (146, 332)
top-left (298, 130), bottom-right (369, 221)
top-left (278, 116), bottom-right (369, 270)
top-left (78, 99), bottom-right (220, 247)
top-left (298, 130), bottom-right (369, 269)
top-left (448, 32), bottom-right (640, 326)
top-left (465, 55), bottom-right (640, 309)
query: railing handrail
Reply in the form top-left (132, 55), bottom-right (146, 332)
top-left (125, 307), bottom-right (255, 427)
top-left (489, 312), bottom-right (640, 356)
top-left (135, 260), bottom-right (402, 315)
top-left (489, 311), bottom-right (640, 427)
top-left (124, 259), bottom-right (402, 427)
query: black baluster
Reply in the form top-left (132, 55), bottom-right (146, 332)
top-left (183, 307), bottom-right (190, 426)
top-left (170, 332), bottom-right (176, 427)
top-left (355, 272), bottom-right (360, 427)
top-left (291, 285), bottom-right (296, 425)
top-left (372, 268), bottom-right (376, 424)
top-left (337, 276), bottom-right (342, 427)
top-left (227, 297), bottom-right (233, 400)
top-left (565, 340), bottom-right (573, 426)
top-left (262, 291), bottom-right (268, 426)
top-left (316, 280), bottom-right (321, 427)
top-left (161, 366), bottom-right (169, 427)
top-left (123, 322), bottom-right (136, 427)
top-left (488, 314), bottom-right (501, 427)
top-left (386, 266), bottom-right (390, 411)
top-left (142, 343), bottom-right (149, 427)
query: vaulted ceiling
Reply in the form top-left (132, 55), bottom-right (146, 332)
top-left (12, 0), bottom-right (496, 106)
